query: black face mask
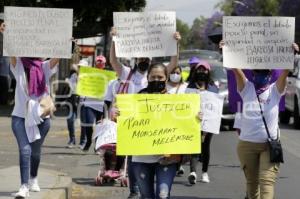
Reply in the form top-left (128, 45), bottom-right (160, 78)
top-left (147, 81), bottom-right (166, 93)
top-left (137, 61), bottom-right (149, 72)
top-left (195, 72), bottom-right (209, 82)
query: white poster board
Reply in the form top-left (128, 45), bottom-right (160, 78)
top-left (94, 119), bottom-right (117, 150)
top-left (113, 12), bottom-right (176, 58)
top-left (200, 91), bottom-right (224, 134)
top-left (3, 6), bottom-right (73, 58)
top-left (223, 16), bottom-right (295, 69)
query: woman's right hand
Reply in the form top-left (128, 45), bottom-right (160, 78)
top-left (219, 40), bottom-right (225, 49)
top-left (196, 111), bottom-right (203, 121)
top-left (110, 27), bottom-right (117, 37)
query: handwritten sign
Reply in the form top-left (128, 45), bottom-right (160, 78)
top-left (200, 91), bottom-right (224, 134)
top-left (223, 16), bottom-right (295, 69)
top-left (113, 12), bottom-right (176, 58)
top-left (94, 119), bottom-right (117, 150)
top-left (76, 66), bottom-right (117, 99)
top-left (3, 6), bottom-right (73, 58)
top-left (116, 94), bottom-right (201, 155)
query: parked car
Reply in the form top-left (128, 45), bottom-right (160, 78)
top-left (280, 55), bottom-right (300, 129)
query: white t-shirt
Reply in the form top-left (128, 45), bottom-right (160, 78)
top-left (233, 112), bottom-right (242, 129)
top-left (82, 97), bottom-right (104, 112)
top-left (10, 58), bottom-right (58, 118)
top-left (68, 73), bottom-right (77, 94)
top-left (166, 82), bottom-right (188, 94)
top-left (104, 79), bottom-right (120, 103)
top-left (120, 65), bottom-right (148, 94)
top-left (238, 81), bottom-right (283, 143)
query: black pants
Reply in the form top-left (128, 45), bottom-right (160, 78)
top-left (190, 132), bottom-right (213, 173)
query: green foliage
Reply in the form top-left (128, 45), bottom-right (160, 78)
top-left (176, 18), bottom-right (190, 49)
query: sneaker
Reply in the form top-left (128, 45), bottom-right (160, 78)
top-left (188, 172), bottom-right (197, 185)
top-left (29, 177), bottom-right (40, 192)
top-left (176, 166), bottom-right (184, 176)
top-left (79, 143), bottom-right (85, 150)
top-left (127, 192), bottom-right (139, 199)
top-left (201, 172), bottom-right (210, 183)
top-left (67, 141), bottom-right (75, 148)
top-left (14, 184), bottom-right (29, 198)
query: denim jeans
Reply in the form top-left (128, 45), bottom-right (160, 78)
top-left (80, 106), bottom-right (103, 149)
top-left (128, 156), bottom-right (139, 194)
top-left (11, 116), bottom-right (50, 185)
top-left (67, 109), bottom-right (77, 144)
top-left (132, 162), bottom-right (177, 199)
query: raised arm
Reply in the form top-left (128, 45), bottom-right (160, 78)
top-left (276, 43), bottom-right (300, 93)
top-left (232, 69), bottom-right (247, 92)
top-left (10, 57), bottom-right (17, 68)
top-left (109, 27), bottom-right (122, 77)
top-left (166, 32), bottom-right (181, 74)
top-left (219, 40), bottom-right (246, 92)
top-left (49, 58), bottom-right (60, 69)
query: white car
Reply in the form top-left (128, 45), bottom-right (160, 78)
top-left (280, 55), bottom-right (300, 129)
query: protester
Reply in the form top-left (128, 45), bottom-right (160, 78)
top-left (80, 57), bottom-right (106, 151)
top-left (109, 27), bottom-right (181, 199)
top-left (185, 60), bottom-right (218, 184)
top-left (220, 41), bottom-right (299, 199)
top-left (9, 56), bottom-right (59, 198)
top-left (167, 65), bottom-right (188, 94)
top-left (129, 63), bottom-right (180, 199)
top-left (65, 63), bottom-right (79, 148)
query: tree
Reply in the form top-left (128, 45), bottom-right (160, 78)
top-left (176, 18), bottom-right (190, 49)
top-left (189, 16), bottom-right (207, 49)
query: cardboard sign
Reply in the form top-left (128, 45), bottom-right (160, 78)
top-left (76, 66), bottom-right (116, 99)
top-left (223, 16), bottom-right (295, 69)
top-left (113, 12), bottom-right (176, 58)
top-left (116, 94), bottom-right (201, 155)
top-left (4, 6), bottom-right (73, 58)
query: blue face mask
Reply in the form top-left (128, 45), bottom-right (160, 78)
top-left (253, 74), bottom-right (270, 89)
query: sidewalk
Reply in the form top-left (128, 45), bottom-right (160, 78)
top-left (0, 166), bottom-right (72, 199)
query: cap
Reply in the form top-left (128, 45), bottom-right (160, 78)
top-left (195, 60), bottom-right (211, 71)
top-left (188, 56), bottom-right (201, 65)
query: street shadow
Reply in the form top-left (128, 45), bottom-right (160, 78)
top-left (85, 163), bottom-right (99, 167)
top-left (73, 177), bottom-right (121, 187)
top-left (0, 191), bottom-right (14, 197)
top-left (43, 145), bottom-right (70, 149)
top-left (42, 152), bottom-right (87, 156)
top-left (0, 105), bottom-right (13, 117)
top-left (173, 197), bottom-right (230, 199)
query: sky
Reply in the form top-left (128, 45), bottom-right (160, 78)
top-left (145, 0), bottom-right (223, 26)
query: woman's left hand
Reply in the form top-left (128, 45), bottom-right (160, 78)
top-left (293, 42), bottom-right (299, 53)
top-left (174, 32), bottom-right (181, 41)
top-left (196, 111), bottom-right (203, 121)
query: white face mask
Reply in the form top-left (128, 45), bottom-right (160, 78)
top-left (170, 73), bottom-right (181, 83)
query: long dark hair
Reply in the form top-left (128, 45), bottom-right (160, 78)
top-left (188, 66), bottom-right (214, 89)
top-left (147, 63), bottom-right (168, 81)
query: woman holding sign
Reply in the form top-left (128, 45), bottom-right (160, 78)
top-left (110, 27), bottom-right (181, 199)
top-left (221, 41), bottom-right (299, 199)
top-left (129, 63), bottom-right (181, 199)
top-left (185, 60), bottom-right (218, 185)
top-left (9, 57), bottom-right (59, 198)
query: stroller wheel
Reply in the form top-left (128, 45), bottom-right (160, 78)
top-left (95, 176), bottom-right (103, 186)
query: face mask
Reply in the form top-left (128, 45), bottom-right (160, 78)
top-left (170, 73), bottom-right (181, 83)
top-left (147, 81), bottom-right (166, 93)
top-left (137, 61), bottom-right (149, 72)
top-left (253, 74), bottom-right (270, 89)
top-left (195, 72), bottom-right (208, 82)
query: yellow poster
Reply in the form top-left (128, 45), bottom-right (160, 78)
top-left (76, 66), bottom-right (116, 99)
top-left (116, 94), bottom-right (201, 155)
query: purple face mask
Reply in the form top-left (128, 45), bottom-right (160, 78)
top-left (253, 73), bottom-right (271, 94)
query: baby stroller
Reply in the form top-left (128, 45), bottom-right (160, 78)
top-left (93, 119), bottom-right (128, 186)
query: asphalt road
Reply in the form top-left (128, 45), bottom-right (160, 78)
top-left (1, 114), bottom-right (300, 199)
